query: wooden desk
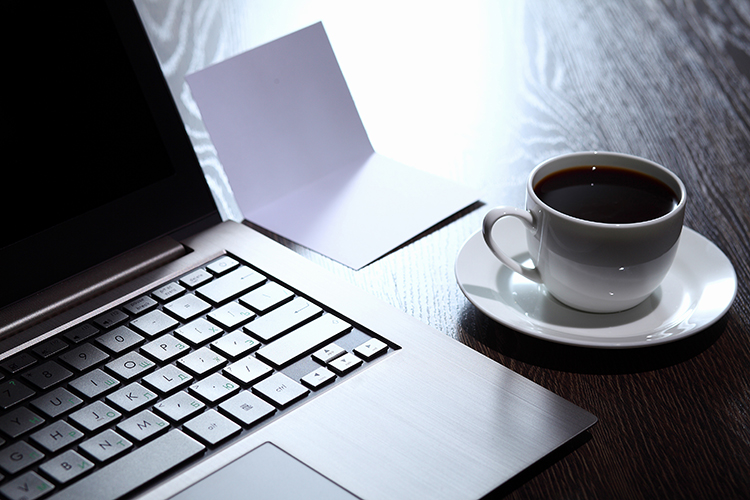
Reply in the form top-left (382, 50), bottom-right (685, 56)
top-left (135, 1), bottom-right (749, 497)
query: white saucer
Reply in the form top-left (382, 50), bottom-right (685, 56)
top-left (455, 220), bottom-right (737, 348)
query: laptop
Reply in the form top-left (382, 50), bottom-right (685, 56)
top-left (0, 2), bottom-right (596, 499)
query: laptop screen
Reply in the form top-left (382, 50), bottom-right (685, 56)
top-left (1, 2), bottom-right (220, 308)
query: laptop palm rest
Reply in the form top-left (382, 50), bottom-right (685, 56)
top-left (171, 442), bottom-right (361, 500)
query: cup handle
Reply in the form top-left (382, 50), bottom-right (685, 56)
top-left (482, 207), bottom-right (542, 283)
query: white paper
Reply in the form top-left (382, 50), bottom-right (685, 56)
top-left (186, 22), bottom-right (479, 269)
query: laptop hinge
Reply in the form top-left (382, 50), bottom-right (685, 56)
top-left (0, 237), bottom-right (186, 341)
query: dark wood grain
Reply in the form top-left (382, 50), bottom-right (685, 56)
top-left (135, 0), bottom-right (750, 498)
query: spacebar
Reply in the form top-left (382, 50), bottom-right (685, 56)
top-left (53, 430), bottom-right (205, 500)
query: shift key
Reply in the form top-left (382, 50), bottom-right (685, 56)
top-left (256, 315), bottom-right (351, 368)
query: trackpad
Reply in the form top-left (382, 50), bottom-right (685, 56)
top-left (171, 442), bottom-right (360, 500)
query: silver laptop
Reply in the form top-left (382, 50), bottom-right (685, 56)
top-left (0, 2), bottom-right (596, 499)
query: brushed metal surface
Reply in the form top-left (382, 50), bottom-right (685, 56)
top-left (1, 219), bottom-right (594, 499)
top-left (135, 221), bottom-right (596, 500)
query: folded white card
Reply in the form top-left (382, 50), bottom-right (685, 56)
top-left (186, 22), bottom-right (479, 269)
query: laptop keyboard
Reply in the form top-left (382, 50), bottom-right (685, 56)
top-left (0, 255), bottom-right (393, 500)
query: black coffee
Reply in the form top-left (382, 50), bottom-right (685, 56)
top-left (534, 166), bottom-right (679, 223)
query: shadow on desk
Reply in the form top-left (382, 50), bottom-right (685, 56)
top-left (480, 431), bottom-right (593, 500)
top-left (458, 304), bottom-right (728, 374)
top-left (244, 201), bottom-right (486, 267)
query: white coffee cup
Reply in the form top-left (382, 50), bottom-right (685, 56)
top-left (482, 152), bottom-right (686, 313)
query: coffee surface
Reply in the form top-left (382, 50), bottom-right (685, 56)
top-left (534, 166), bottom-right (678, 223)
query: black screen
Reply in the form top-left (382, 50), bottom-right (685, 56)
top-left (3, 3), bottom-right (174, 248)
top-left (1, 2), bottom-right (219, 308)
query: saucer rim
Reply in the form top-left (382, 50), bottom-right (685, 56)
top-left (455, 225), bottom-right (737, 349)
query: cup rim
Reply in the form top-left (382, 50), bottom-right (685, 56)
top-left (527, 151), bottom-right (687, 228)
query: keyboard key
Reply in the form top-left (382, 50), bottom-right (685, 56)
top-left (95, 326), bottom-right (144, 353)
top-left (93, 309), bottom-right (129, 330)
top-left (256, 314), bottom-right (351, 368)
top-left (207, 302), bottom-right (255, 330)
top-left (63, 323), bottom-right (100, 344)
top-left (207, 256), bottom-right (239, 275)
top-left (69, 369), bottom-right (120, 399)
top-left (312, 342), bottom-right (346, 364)
top-left (141, 334), bottom-right (190, 363)
top-left (106, 383), bottom-right (158, 413)
top-left (239, 281), bottom-right (294, 313)
top-left (0, 353), bottom-right (37, 374)
top-left (328, 353), bottom-right (363, 375)
top-left (218, 391), bottom-right (275, 427)
top-left (177, 347), bottom-right (226, 377)
top-left (21, 361), bottom-right (72, 390)
top-left (189, 373), bottom-right (239, 404)
top-left (151, 282), bottom-right (185, 303)
top-left (223, 356), bottom-right (272, 387)
top-left (30, 420), bottom-right (84, 453)
top-left (211, 331), bottom-right (259, 359)
top-left (183, 409), bottom-right (240, 446)
top-left (197, 266), bottom-right (265, 305)
top-left (117, 410), bottom-right (169, 443)
top-left (58, 343), bottom-right (110, 371)
top-left (105, 351), bottom-right (156, 381)
top-left (0, 441), bottom-right (45, 474)
top-left (122, 295), bottom-right (158, 316)
top-left (69, 401), bottom-right (121, 432)
top-left (39, 450), bottom-right (93, 484)
top-left (0, 407), bottom-right (45, 438)
top-left (31, 338), bottom-right (68, 359)
top-left (142, 365), bottom-right (193, 395)
top-left (49, 430), bottom-right (204, 500)
top-left (179, 269), bottom-right (213, 289)
top-left (174, 318), bottom-right (223, 346)
top-left (163, 294), bottom-right (211, 322)
top-left (0, 380), bottom-right (36, 409)
top-left (301, 367), bottom-right (336, 390)
top-left (253, 372), bottom-right (309, 408)
top-left (129, 310), bottom-right (179, 338)
top-left (244, 297), bottom-right (322, 342)
top-left (154, 392), bottom-right (204, 423)
top-left (30, 387), bottom-right (83, 418)
top-left (354, 338), bottom-right (389, 360)
top-left (80, 429), bottom-right (132, 463)
top-left (0, 471), bottom-right (54, 500)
